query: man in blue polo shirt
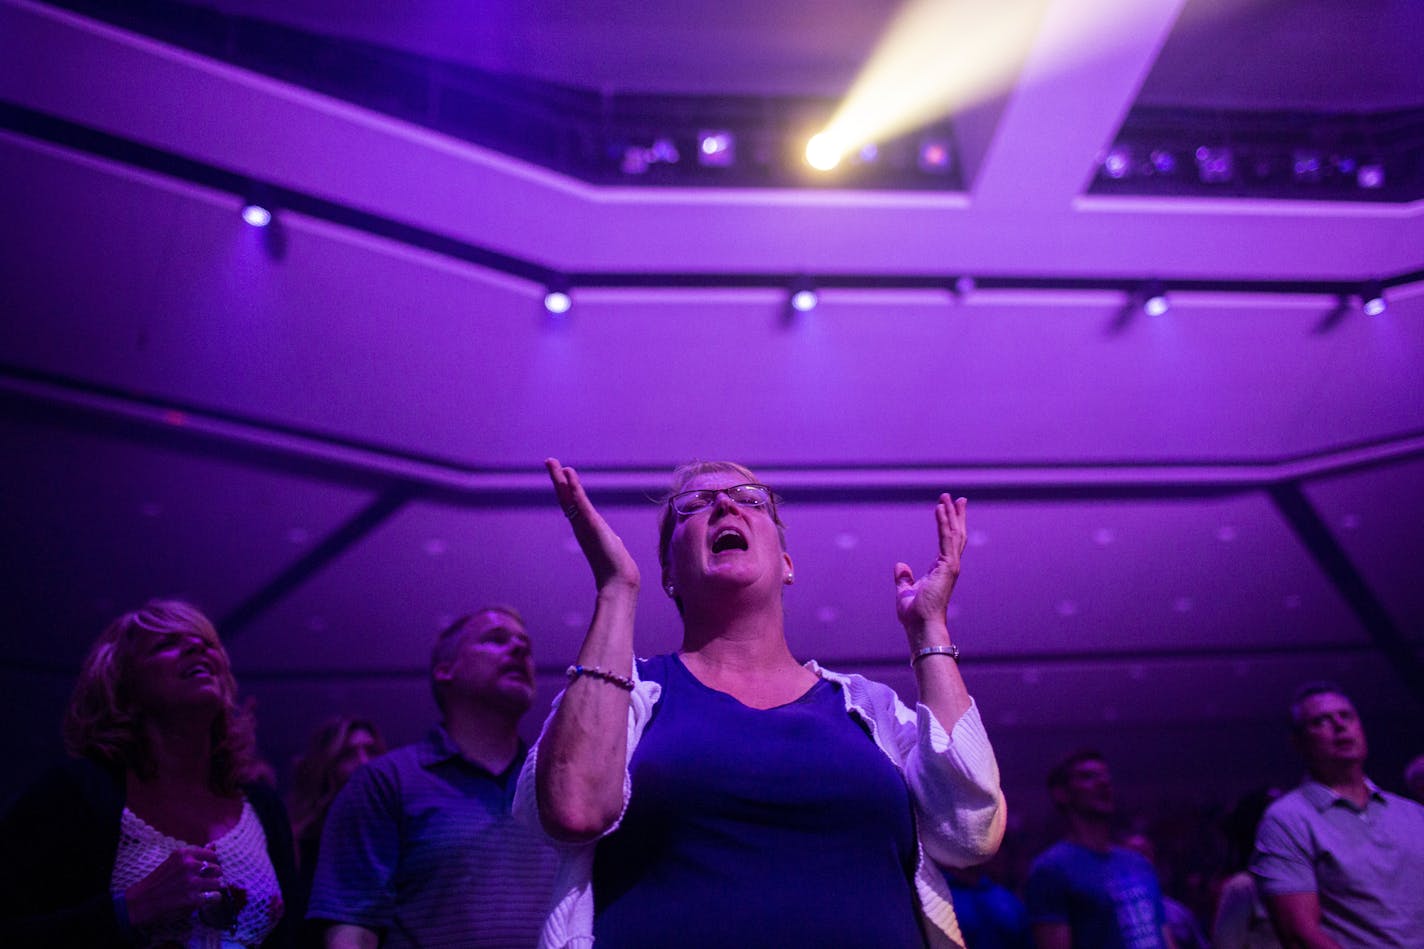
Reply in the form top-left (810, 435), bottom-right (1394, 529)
top-left (308, 607), bottom-right (557, 948)
top-left (1251, 682), bottom-right (1424, 947)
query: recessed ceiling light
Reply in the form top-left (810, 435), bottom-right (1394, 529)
top-left (241, 203), bottom-right (273, 228)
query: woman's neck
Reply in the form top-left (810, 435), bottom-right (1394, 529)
top-left (679, 604), bottom-right (817, 709)
top-left (680, 601), bottom-right (795, 670)
top-left (136, 713), bottom-right (216, 791)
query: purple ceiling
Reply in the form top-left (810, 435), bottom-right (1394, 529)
top-left (2, 0), bottom-right (1421, 821)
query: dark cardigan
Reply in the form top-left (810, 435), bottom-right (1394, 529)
top-left (0, 757), bottom-right (298, 949)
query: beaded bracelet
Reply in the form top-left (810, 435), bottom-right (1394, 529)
top-left (911, 644), bottom-right (960, 666)
top-left (566, 664), bottom-right (635, 691)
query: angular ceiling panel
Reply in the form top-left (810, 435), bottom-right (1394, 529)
top-left (0, 412), bottom-right (378, 666)
top-left (1304, 457), bottom-right (1424, 643)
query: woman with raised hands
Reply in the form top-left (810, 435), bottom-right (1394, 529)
top-left (0, 599), bottom-right (296, 948)
top-left (517, 458), bottom-right (1006, 949)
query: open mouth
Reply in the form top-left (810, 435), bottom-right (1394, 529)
top-left (183, 661), bottom-right (215, 679)
top-left (711, 527), bottom-right (749, 553)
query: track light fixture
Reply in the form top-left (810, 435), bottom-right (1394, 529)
top-left (1142, 281), bottom-right (1169, 317)
top-left (1360, 281), bottom-right (1386, 316)
top-left (543, 278), bottom-right (573, 315)
top-left (789, 277), bottom-right (819, 313)
top-left (240, 184), bottom-right (274, 228)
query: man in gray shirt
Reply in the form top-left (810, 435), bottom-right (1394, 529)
top-left (1251, 681), bottom-right (1424, 947)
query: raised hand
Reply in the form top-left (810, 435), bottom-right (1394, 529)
top-left (546, 458), bottom-right (640, 593)
top-left (123, 845), bottom-right (224, 928)
top-left (893, 493), bottom-right (968, 645)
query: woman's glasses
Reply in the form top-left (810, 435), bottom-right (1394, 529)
top-left (669, 483), bottom-right (774, 516)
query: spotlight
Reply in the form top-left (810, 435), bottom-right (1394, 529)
top-left (917, 138), bottom-right (952, 175)
top-left (544, 280), bottom-right (573, 315)
top-left (697, 130), bottom-right (735, 167)
top-left (620, 147), bottom-right (650, 175)
top-left (1357, 164), bottom-right (1385, 189)
top-left (1291, 150), bottom-right (1323, 183)
top-left (1149, 149), bottom-right (1177, 175)
top-left (789, 277), bottom-right (819, 313)
top-left (619, 137), bottom-right (681, 176)
top-left (648, 137), bottom-right (680, 164)
top-left (1360, 281), bottom-right (1386, 316)
top-left (1102, 146), bottom-right (1132, 180)
top-left (1142, 281), bottom-right (1169, 317)
top-left (806, 133), bottom-right (844, 172)
top-left (1195, 146), bottom-right (1234, 184)
top-left (241, 203), bottom-right (272, 228)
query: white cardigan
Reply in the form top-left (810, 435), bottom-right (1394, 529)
top-left (513, 659), bottom-right (1007, 949)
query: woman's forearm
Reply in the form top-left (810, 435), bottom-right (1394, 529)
top-left (535, 583), bottom-right (638, 841)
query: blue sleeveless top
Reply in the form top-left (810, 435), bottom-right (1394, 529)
top-left (592, 653), bottom-right (925, 948)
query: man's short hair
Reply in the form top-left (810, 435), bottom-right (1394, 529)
top-left (429, 605), bottom-right (525, 711)
top-left (1288, 680), bottom-right (1351, 731)
top-left (1046, 749), bottom-right (1106, 793)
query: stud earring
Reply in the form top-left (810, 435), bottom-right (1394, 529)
top-left (785, 573), bottom-right (794, 584)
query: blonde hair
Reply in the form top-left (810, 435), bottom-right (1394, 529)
top-left (62, 599), bottom-right (262, 794)
top-left (288, 715), bottom-right (386, 843)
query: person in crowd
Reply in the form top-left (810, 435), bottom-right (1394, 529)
top-left (1024, 751), bottom-right (1173, 949)
top-left (1251, 681), bottom-right (1424, 947)
top-left (1404, 753), bottom-right (1424, 804)
top-left (1121, 830), bottom-right (1206, 949)
top-left (1212, 786), bottom-right (1283, 949)
top-left (519, 458), bottom-right (1006, 948)
top-left (941, 860), bottom-right (1033, 949)
top-left (0, 599), bottom-right (296, 948)
top-left (307, 606), bottom-right (557, 948)
top-left (287, 715), bottom-right (386, 946)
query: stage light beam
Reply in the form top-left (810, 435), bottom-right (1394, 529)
top-left (804, 0), bottom-right (1225, 175)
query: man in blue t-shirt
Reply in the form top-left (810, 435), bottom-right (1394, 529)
top-left (1025, 751), bottom-right (1172, 949)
